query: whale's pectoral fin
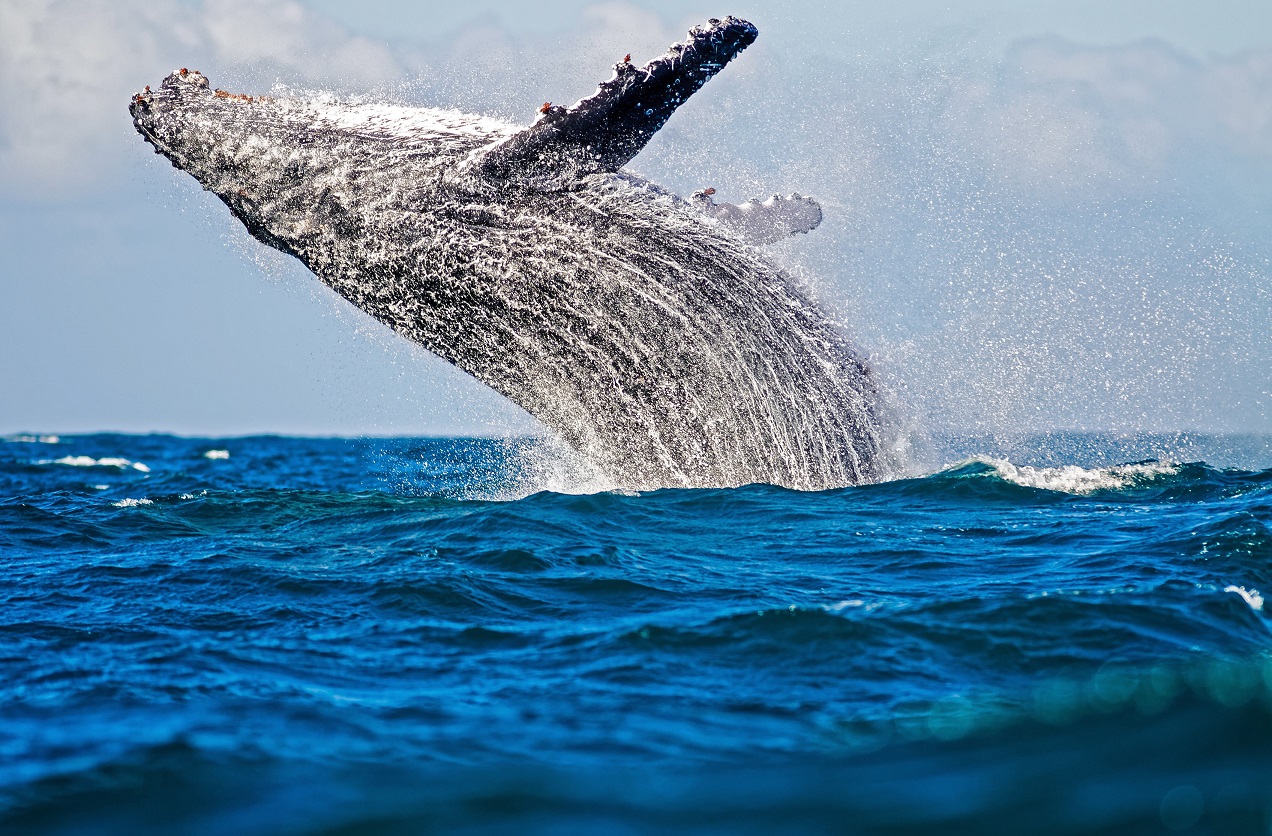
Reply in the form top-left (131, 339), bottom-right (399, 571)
top-left (468, 16), bottom-right (757, 189)
top-left (692, 191), bottom-right (824, 245)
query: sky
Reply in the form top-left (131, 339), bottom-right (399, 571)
top-left (2, 0), bottom-right (1270, 438)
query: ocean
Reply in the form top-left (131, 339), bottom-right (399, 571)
top-left (3, 432), bottom-right (1272, 833)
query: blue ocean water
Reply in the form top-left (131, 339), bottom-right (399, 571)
top-left (3, 432), bottom-right (1272, 833)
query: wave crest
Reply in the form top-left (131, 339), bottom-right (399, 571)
top-left (945, 456), bottom-right (1179, 494)
top-left (43, 455), bottom-right (152, 473)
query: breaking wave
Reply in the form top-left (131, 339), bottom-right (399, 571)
top-left (43, 455), bottom-right (151, 472)
top-left (945, 456), bottom-right (1180, 494)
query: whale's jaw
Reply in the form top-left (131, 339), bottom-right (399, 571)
top-left (129, 20), bottom-right (892, 490)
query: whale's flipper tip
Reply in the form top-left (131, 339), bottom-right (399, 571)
top-left (470, 16), bottom-right (758, 188)
top-left (696, 191), bottom-right (824, 245)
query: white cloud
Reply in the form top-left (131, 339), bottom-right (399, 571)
top-left (939, 37), bottom-right (1272, 192)
top-left (1206, 50), bottom-right (1272, 156)
top-left (199, 0), bottom-right (398, 84)
top-left (0, 0), bottom-right (399, 197)
top-left (393, 1), bottom-right (679, 124)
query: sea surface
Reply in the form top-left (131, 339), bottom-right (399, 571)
top-left (3, 432), bottom-right (1272, 834)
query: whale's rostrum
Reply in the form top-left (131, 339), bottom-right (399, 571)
top-left (129, 17), bottom-right (892, 490)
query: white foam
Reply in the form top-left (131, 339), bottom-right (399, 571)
top-left (112, 498), bottom-right (153, 508)
top-left (46, 456), bottom-right (151, 472)
top-left (303, 100), bottom-right (515, 143)
top-left (203, 449), bottom-right (230, 460)
top-left (1225, 585), bottom-right (1264, 611)
top-left (461, 436), bottom-right (619, 501)
top-left (7, 434), bottom-right (59, 443)
top-left (952, 456), bottom-right (1178, 494)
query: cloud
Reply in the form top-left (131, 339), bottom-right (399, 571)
top-left (1206, 49), bottom-right (1272, 157)
top-left (0, 0), bottom-right (399, 197)
top-left (937, 37), bottom-right (1272, 193)
top-left (199, 0), bottom-right (399, 83)
top-left (392, 2), bottom-right (681, 124)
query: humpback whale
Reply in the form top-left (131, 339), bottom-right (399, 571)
top-left (130, 17), bottom-right (891, 490)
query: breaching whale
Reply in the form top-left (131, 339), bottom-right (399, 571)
top-left (130, 16), bottom-right (891, 490)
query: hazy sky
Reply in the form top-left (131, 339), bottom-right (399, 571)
top-left (2, 0), bottom-right (1269, 437)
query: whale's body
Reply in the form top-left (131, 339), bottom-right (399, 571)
top-left (130, 17), bottom-right (890, 490)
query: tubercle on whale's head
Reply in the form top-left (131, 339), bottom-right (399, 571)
top-left (169, 67), bottom-right (209, 90)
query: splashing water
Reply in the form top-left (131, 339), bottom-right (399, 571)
top-left (129, 23), bottom-right (898, 492)
top-left (953, 456), bottom-right (1180, 494)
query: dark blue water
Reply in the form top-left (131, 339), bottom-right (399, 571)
top-left (3, 433), bottom-right (1272, 833)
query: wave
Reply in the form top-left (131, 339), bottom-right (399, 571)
top-left (1225, 585), bottom-right (1264, 611)
top-left (112, 498), bottom-right (154, 508)
top-left (5, 433), bottom-right (1272, 833)
top-left (41, 455), bottom-right (151, 473)
top-left (912, 456), bottom-right (1271, 503)
top-left (942, 456), bottom-right (1180, 494)
top-left (496, 441), bottom-right (1269, 502)
top-left (6, 670), bottom-right (1272, 834)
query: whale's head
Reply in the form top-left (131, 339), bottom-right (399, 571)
top-left (128, 67), bottom-right (211, 134)
top-left (129, 68), bottom-right (515, 258)
top-left (129, 69), bottom-right (241, 186)
top-left (129, 68), bottom-right (310, 235)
